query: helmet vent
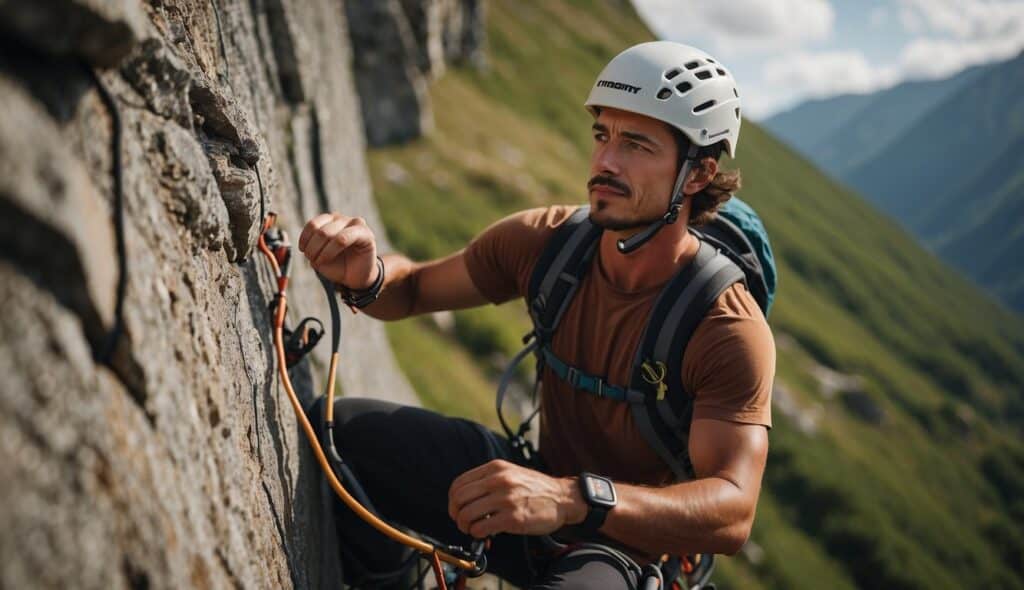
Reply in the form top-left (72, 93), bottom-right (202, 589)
top-left (716, 68), bottom-right (726, 76)
top-left (694, 99), bottom-right (716, 113)
top-left (665, 68), bottom-right (682, 80)
top-left (685, 61), bottom-right (700, 70)
top-left (695, 70), bottom-right (713, 81)
top-left (675, 81), bottom-right (693, 94)
top-left (735, 107), bottom-right (741, 119)
top-left (733, 88), bottom-right (739, 97)
top-left (707, 58), bottom-right (716, 63)
top-left (657, 88), bottom-right (673, 100)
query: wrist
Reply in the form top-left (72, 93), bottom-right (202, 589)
top-left (561, 477), bottom-right (588, 526)
top-left (352, 254), bottom-right (382, 290)
top-left (341, 256), bottom-right (385, 309)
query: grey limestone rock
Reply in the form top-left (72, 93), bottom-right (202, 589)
top-left (345, 0), bottom-right (487, 146)
top-left (345, 0), bottom-right (435, 147)
top-left (0, 0), bottom-right (426, 588)
top-left (0, 0), bottom-right (147, 67)
top-left (0, 73), bottom-right (118, 356)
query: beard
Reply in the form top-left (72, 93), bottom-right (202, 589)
top-left (588, 203), bottom-right (664, 231)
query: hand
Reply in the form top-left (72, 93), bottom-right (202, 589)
top-left (298, 213), bottom-right (379, 290)
top-left (448, 460), bottom-right (586, 538)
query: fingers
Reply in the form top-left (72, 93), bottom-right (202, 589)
top-left (450, 459), bottom-right (507, 493)
top-left (312, 224), bottom-right (373, 269)
top-left (448, 477), bottom-right (493, 521)
top-left (470, 511), bottom-right (515, 539)
top-left (297, 215), bottom-right (375, 286)
top-left (298, 213), bottom-right (336, 251)
top-left (304, 217), bottom-right (351, 264)
top-left (448, 460), bottom-right (523, 537)
top-left (453, 494), bottom-right (505, 535)
top-left (298, 214), bottom-right (367, 254)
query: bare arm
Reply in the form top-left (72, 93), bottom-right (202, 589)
top-left (448, 418), bottom-right (768, 557)
top-left (595, 419), bottom-right (768, 555)
top-left (361, 251), bottom-right (488, 319)
top-left (297, 213), bottom-right (489, 319)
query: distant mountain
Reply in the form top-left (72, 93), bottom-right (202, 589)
top-left (765, 52), bottom-right (1024, 311)
top-left (763, 93), bottom-right (876, 158)
top-left (765, 64), bottom-right (987, 181)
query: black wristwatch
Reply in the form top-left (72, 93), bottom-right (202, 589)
top-left (577, 472), bottom-right (617, 535)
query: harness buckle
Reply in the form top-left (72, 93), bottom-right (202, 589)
top-left (566, 367), bottom-right (580, 388)
top-left (596, 378), bottom-right (605, 398)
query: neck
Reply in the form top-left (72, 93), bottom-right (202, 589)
top-left (598, 219), bottom-right (699, 292)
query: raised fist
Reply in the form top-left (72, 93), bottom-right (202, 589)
top-left (298, 213), bottom-right (379, 290)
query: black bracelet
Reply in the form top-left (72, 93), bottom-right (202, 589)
top-left (341, 256), bottom-right (385, 309)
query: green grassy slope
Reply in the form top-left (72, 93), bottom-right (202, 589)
top-left (366, 2), bottom-right (1024, 588)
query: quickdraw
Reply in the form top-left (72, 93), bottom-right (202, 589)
top-left (257, 213), bottom-right (488, 589)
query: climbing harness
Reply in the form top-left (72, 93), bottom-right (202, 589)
top-left (257, 213), bottom-right (488, 589)
top-left (527, 542), bottom-right (715, 590)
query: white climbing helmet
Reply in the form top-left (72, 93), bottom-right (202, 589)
top-left (585, 41), bottom-right (741, 158)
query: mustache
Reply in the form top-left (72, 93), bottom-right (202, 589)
top-left (588, 175), bottom-right (632, 196)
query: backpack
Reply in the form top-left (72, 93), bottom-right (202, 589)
top-left (495, 195), bottom-right (776, 481)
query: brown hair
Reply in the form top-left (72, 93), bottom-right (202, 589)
top-left (672, 131), bottom-right (742, 226)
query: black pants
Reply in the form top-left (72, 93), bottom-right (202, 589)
top-left (311, 397), bottom-right (641, 589)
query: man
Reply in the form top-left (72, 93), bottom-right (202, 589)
top-left (299, 41), bottom-right (773, 589)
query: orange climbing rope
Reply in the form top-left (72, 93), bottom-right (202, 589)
top-left (256, 214), bottom-right (483, 585)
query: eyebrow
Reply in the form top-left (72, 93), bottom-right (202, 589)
top-left (592, 123), bottom-right (660, 148)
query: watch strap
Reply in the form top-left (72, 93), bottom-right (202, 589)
top-left (579, 502), bottom-right (609, 534)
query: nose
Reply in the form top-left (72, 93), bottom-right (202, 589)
top-left (592, 141), bottom-right (622, 177)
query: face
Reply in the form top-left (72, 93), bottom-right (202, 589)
top-left (587, 107), bottom-right (680, 231)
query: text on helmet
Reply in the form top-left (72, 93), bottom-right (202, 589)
top-left (596, 79), bottom-right (641, 94)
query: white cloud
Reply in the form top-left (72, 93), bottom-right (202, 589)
top-left (898, 36), bottom-right (1024, 79)
top-left (898, 0), bottom-right (1024, 40)
top-left (762, 50), bottom-right (900, 98)
top-left (631, 0), bottom-right (1024, 119)
top-left (631, 0), bottom-right (835, 56)
top-left (894, 0), bottom-right (1024, 79)
top-left (741, 50), bottom-right (908, 119)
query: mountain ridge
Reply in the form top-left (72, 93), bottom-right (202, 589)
top-left (765, 50), bottom-right (1024, 312)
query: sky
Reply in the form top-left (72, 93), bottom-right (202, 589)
top-left (631, 0), bottom-right (1024, 120)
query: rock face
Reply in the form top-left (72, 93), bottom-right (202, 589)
top-left (0, 0), bottom-right (464, 587)
top-left (346, 0), bottom-right (486, 146)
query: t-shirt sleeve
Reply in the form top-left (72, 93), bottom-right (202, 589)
top-left (463, 206), bottom-right (575, 304)
top-left (683, 283), bottom-right (775, 428)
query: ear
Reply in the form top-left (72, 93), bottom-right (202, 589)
top-left (682, 157), bottom-right (719, 196)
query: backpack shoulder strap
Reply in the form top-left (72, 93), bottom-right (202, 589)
top-left (628, 241), bottom-right (746, 481)
top-left (496, 206), bottom-right (601, 451)
top-left (526, 206), bottom-right (602, 337)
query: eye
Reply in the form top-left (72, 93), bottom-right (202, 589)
top-left (593, 132), bottom-right (608, 142)
top-left (627, 140), bottom-right (648, 152)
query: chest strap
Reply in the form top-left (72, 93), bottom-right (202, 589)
top-left (539, 347), bottom-right (644, 403)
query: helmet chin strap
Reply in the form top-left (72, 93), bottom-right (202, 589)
top-left (616, 144), bottom-right (700, 254)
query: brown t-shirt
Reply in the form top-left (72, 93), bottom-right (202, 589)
top-left (465, 206), bottom-right (774, 486)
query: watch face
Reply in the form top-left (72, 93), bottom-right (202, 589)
top-left (586, 476), bottom-right (615, 503)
